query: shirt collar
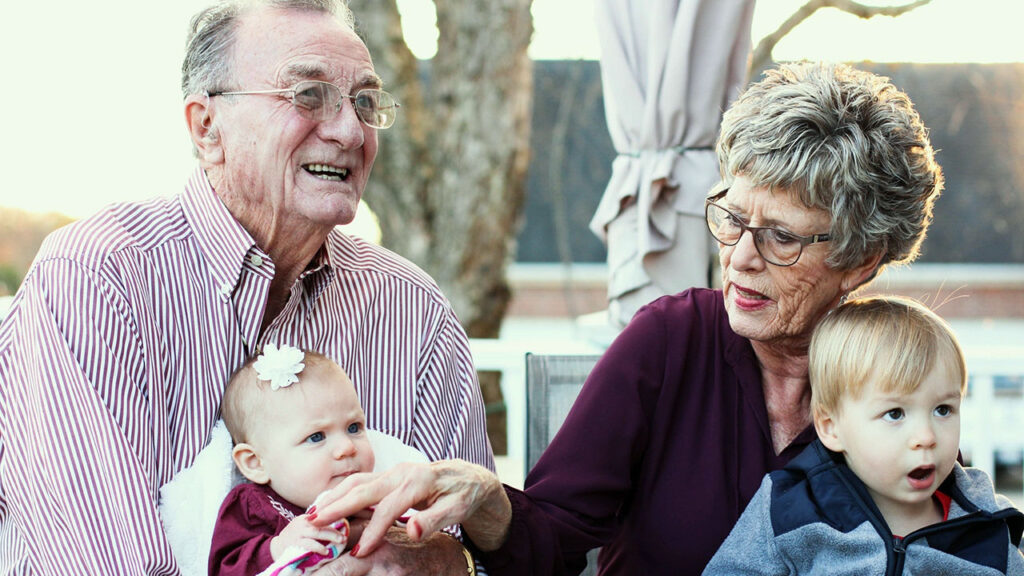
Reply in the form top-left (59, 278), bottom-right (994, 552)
top-left (303, 243), bottom-right (332, 275)
top-left (181, 167), bottom-right (336, 301)
top-left (181, 167), bottom-right (259, 300)
top-left (296, 243), bottom-right (334, 303)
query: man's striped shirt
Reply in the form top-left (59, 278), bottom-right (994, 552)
top-left (0, 168), bottom-right (494, 574)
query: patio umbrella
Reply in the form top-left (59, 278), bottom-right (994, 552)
top-left (591, 0), bottom-right (755, 327)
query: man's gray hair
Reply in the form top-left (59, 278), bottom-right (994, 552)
top-left (716, 61), bottom-right (944, 273)
top-left (181, 0), bottom-right (356, 97)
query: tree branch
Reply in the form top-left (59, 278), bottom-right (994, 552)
top-left (750, 0), bottom-right (933, 75)
top-left (829, 0), bottom-right (933, 18)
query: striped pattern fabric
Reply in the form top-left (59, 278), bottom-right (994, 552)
top-left (0, 168), bottom-right (494, 574)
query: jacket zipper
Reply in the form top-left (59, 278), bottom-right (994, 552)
top-left (891, 536), bottom-right (906, 575)
top-left (809, 444), bottom-right (1024, 575)
top-left (890, 512), bottom-right (985, 575)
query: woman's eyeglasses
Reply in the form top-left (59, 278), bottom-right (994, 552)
top-left (705, 190), bottom-right (831, 267)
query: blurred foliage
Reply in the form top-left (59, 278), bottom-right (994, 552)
top-left (0, 206), bottom-right (73, 295)
top-left (0, 265), bottom-right (21, 296)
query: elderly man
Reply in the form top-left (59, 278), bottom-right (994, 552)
top-left (0, 1), bottom-right (491, 574)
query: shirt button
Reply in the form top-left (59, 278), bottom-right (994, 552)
top-left (219, 283), bottom-right (232, 297)
top-left (250, 255), bottom-right (264, 267)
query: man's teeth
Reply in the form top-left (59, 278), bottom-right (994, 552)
top-left (305, 164), bottom-right (349, 181)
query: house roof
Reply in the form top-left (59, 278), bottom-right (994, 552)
top-left (517, 61), bottom-right (1024, 265)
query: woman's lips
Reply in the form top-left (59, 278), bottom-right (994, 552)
top-left (731, 283), bottom-right (771, 310)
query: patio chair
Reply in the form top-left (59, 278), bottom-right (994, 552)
top-left (525, 352), bottom-right (602, 576)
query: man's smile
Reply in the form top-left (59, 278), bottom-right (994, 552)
top-left (303, 163), bottom-right (350, 181)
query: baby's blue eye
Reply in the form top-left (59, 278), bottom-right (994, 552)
top-left (307, 431), bottom-right (325, 443)
top-left (935, 405), bottom-right (953, 417)
top-left (347, 423), bottom-right (362, 434)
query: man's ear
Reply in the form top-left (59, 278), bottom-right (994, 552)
top-left (232, 443), bottom-right (270, 484)
top-left (184, 94), bottom-right (224, 165)
top-left (813, 408), bottom-right (845, 453)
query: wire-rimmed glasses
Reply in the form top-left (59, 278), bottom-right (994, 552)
top-left (704, 190), bottom-right (831, 267)
top-left (209, 80), bottom-right (400, 129)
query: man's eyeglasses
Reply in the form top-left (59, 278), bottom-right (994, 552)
top-left (704, 190), bottom-right (831, 267)
top-left (208, 80), bottom-right (400, 129)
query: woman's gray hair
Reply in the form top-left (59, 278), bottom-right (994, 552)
top-left (181, 0), bottom-right (356, 97)
top-left (716, 61), bottom-right (944, 274)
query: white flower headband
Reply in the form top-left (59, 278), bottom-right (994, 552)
top-left (253, 343), bottom-right (306, 390)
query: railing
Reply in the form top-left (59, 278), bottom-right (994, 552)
top-left (471, 334), bottom-right (1024, 491)
top-left (960, 354), bottom-right (1024, 480)
top-left (4, 296), bottom-right (1020, 490)
top-left (0, 296), bottom-right (11, 324)
top-left (470, 336), bottom-right (603, 488)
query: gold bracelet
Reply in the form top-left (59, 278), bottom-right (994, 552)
top-left (441, 532), bottom-right (477, 576)
top-left (461, 545), bottom-right (477, 576)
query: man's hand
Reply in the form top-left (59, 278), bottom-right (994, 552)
top-left (309, 526), bottom-right (468, 576)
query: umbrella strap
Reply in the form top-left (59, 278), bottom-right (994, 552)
top-left (618, 145), bottom-right (713, 158)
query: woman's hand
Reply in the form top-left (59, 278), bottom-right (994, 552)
top-left (310, 459), bottom-right (512, 556)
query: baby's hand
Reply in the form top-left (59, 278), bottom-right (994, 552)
top-left (270, 515), bottom-right (349, 560)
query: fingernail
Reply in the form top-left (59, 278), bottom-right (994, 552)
top-left (349, 544), bottom-right (361, 557)
top-left (306, 505), bottom-right (317, 515)
top-left (307, 512), bottom-right (318, 522)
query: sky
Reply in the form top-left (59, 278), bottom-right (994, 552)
top-left (1, 0), bottom-right (1022, 220)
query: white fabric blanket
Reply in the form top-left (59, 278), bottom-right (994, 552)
top-left (158, 421), bottom-right (428, 576)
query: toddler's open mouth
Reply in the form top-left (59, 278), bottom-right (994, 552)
top-left (907, 465), bottom-right (936, 490)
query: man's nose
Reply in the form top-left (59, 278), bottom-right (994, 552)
top-left (318, 98), bottom-right (366, 150)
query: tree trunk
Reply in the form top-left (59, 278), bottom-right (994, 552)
top-left (351, 1), bottom-right (534, 454)
top-left (352, 0), bottom-right (534, 340)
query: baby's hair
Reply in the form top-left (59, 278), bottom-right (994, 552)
top-left (809, 296), bottom-right (967, 419)
top-left (221, 348), bottom-right (333, 444)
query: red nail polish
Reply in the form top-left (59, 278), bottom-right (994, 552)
top-left (306, 505), bottom-right (317, 515)
top-left (307, 512), bottom-right (318, 522)
top-left (349, 544), bottom-right (360, 556)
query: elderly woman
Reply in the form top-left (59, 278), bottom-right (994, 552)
top-left (311, 62), bottom-right (944, 575)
